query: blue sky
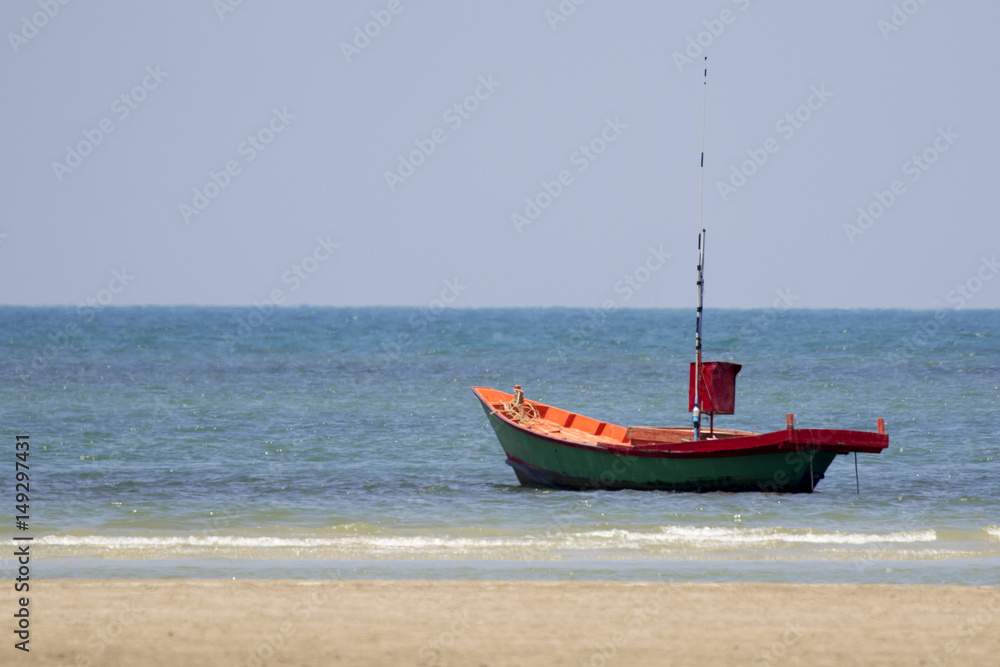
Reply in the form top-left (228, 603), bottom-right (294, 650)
top-left (1, 1), bottom-right (998, 309)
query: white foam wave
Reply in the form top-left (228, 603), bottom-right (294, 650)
top-left (37, 534), bottom-right (545, 555)
top-left (36, 526), bottom-right (938, 555)
top-left (39, 535), bottom-right (342, 549)
top-left (987, 526), bottom-right (1000, 541)
top-left (576, 526), bottom-right (937, 546)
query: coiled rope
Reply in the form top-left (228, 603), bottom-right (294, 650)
top-left (501, 385), bottom-right (539, 424)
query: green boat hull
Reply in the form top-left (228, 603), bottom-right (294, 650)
top-left (482, 404), bottom-right (838, 493)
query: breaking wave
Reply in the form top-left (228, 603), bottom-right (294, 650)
top-left (32, 526), bottom-right (960, 561)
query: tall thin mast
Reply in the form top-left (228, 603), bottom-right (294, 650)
top-left (693, 57), bottom-right (708, 441)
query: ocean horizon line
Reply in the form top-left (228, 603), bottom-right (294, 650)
top-left (2, 304), bottom-right (998, 312)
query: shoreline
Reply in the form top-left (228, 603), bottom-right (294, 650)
top-left (30, 553), bottom-right (1000, 586)
top-left (25, 579), bottom-right (1000, 666)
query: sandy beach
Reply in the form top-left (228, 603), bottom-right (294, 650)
top-left (18, 579), bottom-right (999, 666)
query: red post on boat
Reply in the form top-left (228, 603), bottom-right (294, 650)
top-left (689, 362), bottom-right (741, 415)
top-left (689, 361), bottom-right (741, 437)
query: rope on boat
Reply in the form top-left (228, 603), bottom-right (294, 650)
top-left (501, 385), bottom-right (540, 424)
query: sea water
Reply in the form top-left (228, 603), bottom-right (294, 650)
top-left (1, 306), bottom-right (997, 583)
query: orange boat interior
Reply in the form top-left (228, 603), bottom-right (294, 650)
top-left (473, 387), bottom-right (754, 448)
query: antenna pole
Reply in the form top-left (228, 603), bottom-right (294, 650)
top-left (693, 57), bottom-right (707, 441)
top-left (698, 57), bottom-right (708, 236)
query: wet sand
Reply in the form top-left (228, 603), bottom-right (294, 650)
top-left (23, 579), bottom-right (1000, 665)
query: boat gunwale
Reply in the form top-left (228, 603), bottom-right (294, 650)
top-left (472, 386), bottom-right (888, 458)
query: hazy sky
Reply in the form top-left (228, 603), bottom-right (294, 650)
top-left (2, 1), bottom-right (998, 309)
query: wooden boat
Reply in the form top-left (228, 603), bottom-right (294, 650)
top-left (473, 385), bottom-right (888, 493)
top-left (473, 59), bottom-right (889, 492)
